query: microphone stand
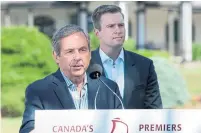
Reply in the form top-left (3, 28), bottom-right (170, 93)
top-left (93, 73), bottom-right (125, 109)
top-left (98, 78), bottom-right (124, 109)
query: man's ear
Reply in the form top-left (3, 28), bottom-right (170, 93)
top-left (52, 51), bottom-right (59, 64)
top-left (89, 51), bottom-right (91, 60)
top-left (94, 28), bottom-right (100, 37)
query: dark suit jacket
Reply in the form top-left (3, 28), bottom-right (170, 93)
top-left (20, 69), bottom-right (122, 133)
top-left (88, 48), bottom-right (163, 109)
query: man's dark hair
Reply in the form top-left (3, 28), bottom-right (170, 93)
top-left (92, 5), bottom-right (124, 30)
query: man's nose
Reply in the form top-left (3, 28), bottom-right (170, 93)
top-left (114, 25), bottom-right (122, 34)
top-left (73, 50), bottom-right (81, 60)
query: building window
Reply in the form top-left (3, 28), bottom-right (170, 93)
top-left (128, 21), bottom-right (132, 37)
top-left (165, 18), bottom-right (195, 44)
top-left (34, 16), bottom-right (56, 38)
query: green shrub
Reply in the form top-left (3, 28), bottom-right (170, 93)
top-left (123, 38), bottom-right (136, 51)
top-left (135, 50), bottom-right (170, 59)
top-left (150, 57), bottom-right (190, 108)
top-left (89, 31), bottom-right (99, 51)
top-left (192, 43), bottom-right (201, 61)
top-left (1, 26), bottom-right (57, 117)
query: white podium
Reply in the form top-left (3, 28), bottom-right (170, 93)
top-left (35, 109), bottom-right (201, 133)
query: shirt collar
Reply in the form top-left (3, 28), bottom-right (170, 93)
top-left (118, 48), bottom-right (124, 61)
top-left (99, 48), bottom-right (124, 63)
top-left (60, 69), bottom-right (88, 90)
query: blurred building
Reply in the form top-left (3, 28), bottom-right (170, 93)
top-left (1, 1), bottom-right (201, 61)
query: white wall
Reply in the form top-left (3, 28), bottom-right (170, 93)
top-left (129, 5), bottom-right (169, 49)
top-left (10, 8), bottom-right (29, 25)
top-left (1, 10), bottom-right (5, 26)
top-left (1, 8), bottom-right (77, 30)
top-left (193, 13), bottom-right (201, 44)
top-left (146, 8), bottom-right (168, 48)
top-left (128, 3), bottom-right (137, 40)
top-left (88, 1), bottom-right (116, 13)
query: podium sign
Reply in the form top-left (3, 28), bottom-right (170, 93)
top-left (35, 109), bottom-right (201, 133)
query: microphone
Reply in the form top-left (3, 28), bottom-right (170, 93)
top-left (89, 64), bottom-right (103, 79)
top-left (89, 64), bottom-right (124, 109)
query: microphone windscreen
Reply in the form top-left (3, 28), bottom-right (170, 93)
top-left (88, 64), bottom-right (103, 79)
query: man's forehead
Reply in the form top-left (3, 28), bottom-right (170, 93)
top-left (62, 43), bottom-right (88, 51)
top-left (100, 13), bottom-right (124, 25)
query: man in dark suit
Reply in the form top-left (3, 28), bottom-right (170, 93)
top-left (20, 24), bottom-right (123, 133)
top-left (89, 5), bottom-right (163, 109)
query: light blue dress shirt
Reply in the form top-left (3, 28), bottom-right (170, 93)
top-left (61, 70), bottom-right (88, 109)
top-left (99, 48), bottom-right (125, 98)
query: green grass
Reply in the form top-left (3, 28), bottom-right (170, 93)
top-left (2, 63), bottom-right (201, 133)
top-left (179, 64), bottom-right (201, 96)
top-left (2, 117), bottom-right (22, 133)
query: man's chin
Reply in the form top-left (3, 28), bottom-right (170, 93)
top-left (111, 43), bottom-right (123, 49)
top-left (71, 71), bottom-right (85, 77)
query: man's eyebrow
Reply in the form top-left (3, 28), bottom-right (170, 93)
top-left (106, 24), bottom-right (115, 27)
top-left (106, 23), bottom-right (124, 26)
top-left (63, 49), bottom-right (74, 51)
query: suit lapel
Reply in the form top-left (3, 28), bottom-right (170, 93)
top-left (51, 69), bottom-right (75, 109)
top-left (87, 74), bottom-right (99, 109)
top-left (123, 50), bottom-right (138, 107)
top-left (91, 48), bottom-right (106, 77)
top-left (91, 48), bottom-right (139, 107)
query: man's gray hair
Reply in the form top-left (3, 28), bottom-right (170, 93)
top-left (92, 5), bottom-right (124, 30)
top-left (52, 24), bottom-right (90, 56)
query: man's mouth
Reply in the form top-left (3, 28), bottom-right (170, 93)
top-left (113, 37), bottom-right (122, 39)
top-left (72, 65), bottom-right (84, 69)
top-left (73, 65), bottom-right (83, 67)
